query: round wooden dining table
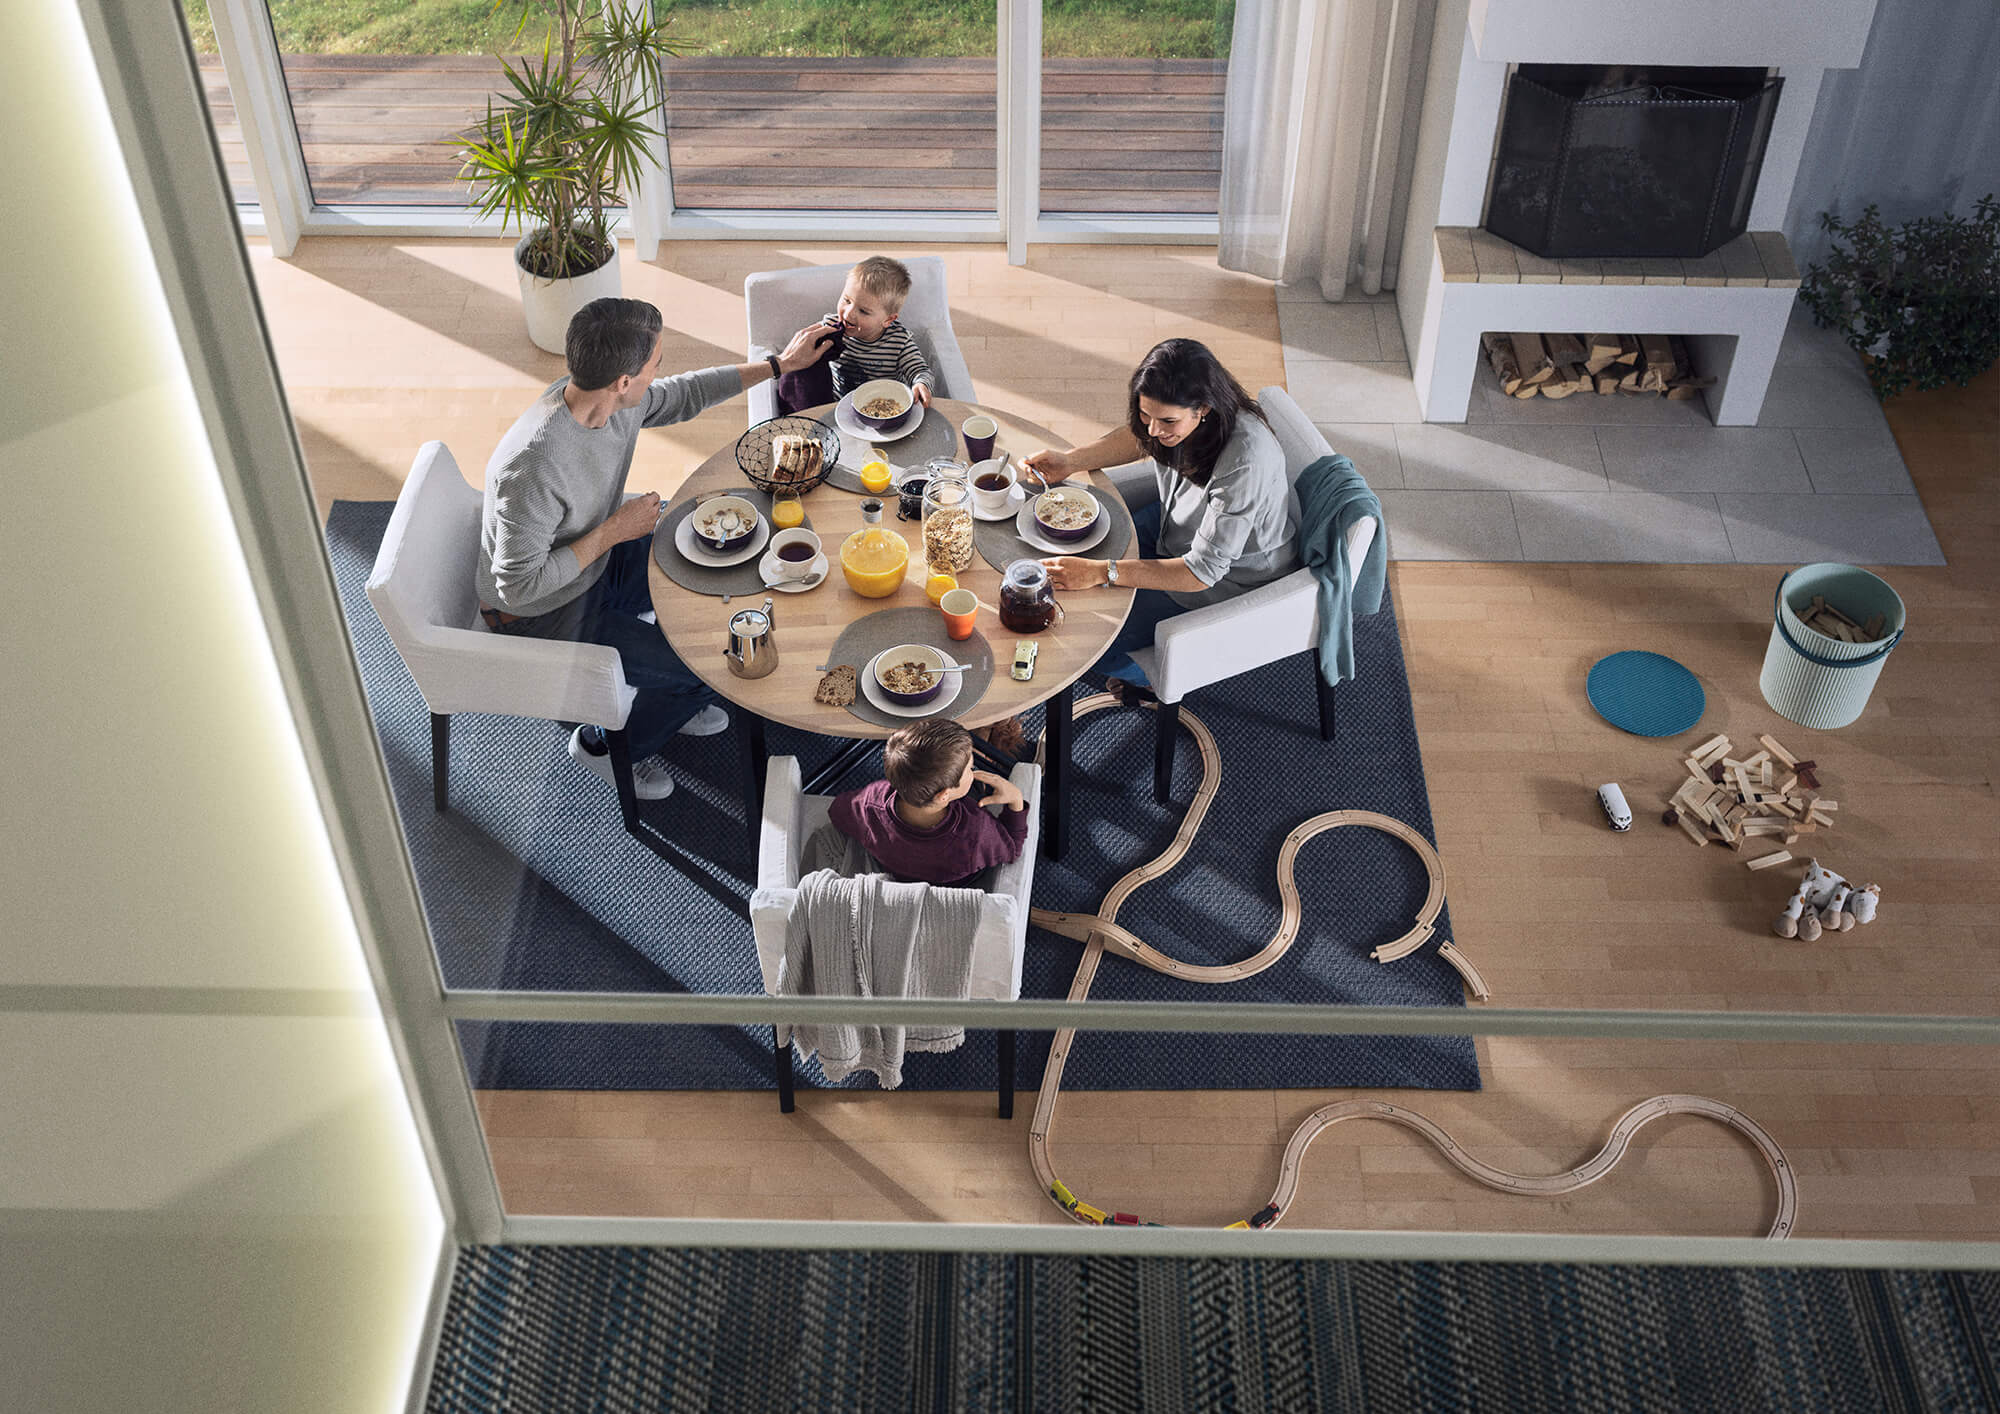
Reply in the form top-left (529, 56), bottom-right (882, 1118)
top-left (647, 397), bottom-right (1136, 858)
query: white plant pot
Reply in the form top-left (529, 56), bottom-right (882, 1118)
top-left (515, 232), bottom-right (622, 355)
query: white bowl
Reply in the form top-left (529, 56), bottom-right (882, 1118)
top-left (849, 378), bottom-right (915, 431)
top-left (691, 494), bottom-right (761, 551)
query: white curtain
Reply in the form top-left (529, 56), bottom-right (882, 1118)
top-left (1218, 0), bottom-right (1435, 300)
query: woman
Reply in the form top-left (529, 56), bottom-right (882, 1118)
top-left (1023, 338), bottom-right (1299, 686)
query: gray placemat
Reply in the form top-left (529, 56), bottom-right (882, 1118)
top-left (826, 606), bottom-right (996, 729)
top-left (652, 489), bottom-right (815, 599)
top-left (974, 484), bottom-right (1134, 573)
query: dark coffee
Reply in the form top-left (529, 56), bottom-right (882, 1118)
top-left (777, 541), bottom-right (815, 562)
top-left (975, 474), bottom-right (1011, 492)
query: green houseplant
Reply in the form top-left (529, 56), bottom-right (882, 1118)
top-left (1798, 195), bottom-right (2000, 401)
top-left (456, 0), bottom-right (690, 352)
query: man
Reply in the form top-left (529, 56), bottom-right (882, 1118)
top-left (478, 297), bottom-right (828, 801)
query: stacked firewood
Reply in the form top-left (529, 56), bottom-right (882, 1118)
top-left (1481, 332), bottom-right (1719, 400)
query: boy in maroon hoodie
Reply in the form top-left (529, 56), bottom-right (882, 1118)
top-left (829, 719), bottom-right (1028, 887)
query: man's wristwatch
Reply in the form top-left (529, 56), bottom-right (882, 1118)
top-left (1103, 560), bottom-right (1120, 588)
top-left (765, 353), bottom-right (782, 381)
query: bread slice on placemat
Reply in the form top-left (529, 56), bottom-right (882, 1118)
top-left (814, 665), bottom-right (857, 706)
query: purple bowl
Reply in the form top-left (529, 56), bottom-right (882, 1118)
top-left (1033, 489), bottom-right (1101, 543)
top-left (850, 379), bottom-right (916, 433)
top-left (874, 645), bottom-right (947, 706)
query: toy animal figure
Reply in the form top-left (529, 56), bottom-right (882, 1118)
top-left (1850, 883), bottom-right (1881, 925)
top-left (1773, 858), bottom-right (1849, 940)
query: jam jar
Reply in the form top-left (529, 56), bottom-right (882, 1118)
top-left (998, 559), bottom-right (1064, 633)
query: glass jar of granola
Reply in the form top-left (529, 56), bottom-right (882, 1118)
top-left (920, 459), bottom-right (974, 575)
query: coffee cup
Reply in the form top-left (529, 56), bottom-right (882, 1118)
top-left (962, 414), bottom-right (998, 463)
top-left (970, 458), bottom-right (1016, 516)
top-left (769, 527), bottom-right (821, 580)
top-left (939, 586), bottom-right (979, 641)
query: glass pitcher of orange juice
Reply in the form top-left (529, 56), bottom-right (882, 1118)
top-left (839, 499), bottom-right (909, 598)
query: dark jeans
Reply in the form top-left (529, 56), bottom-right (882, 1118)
top-left (1091, 501), bottom-right (1185, 686)
top-left (492, 535), bottom-right (716, 759)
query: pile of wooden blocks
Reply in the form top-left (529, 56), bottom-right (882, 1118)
top-left (1798, 594), bottom-right (1887, 644)
top-left (1661, 731), bottom-right (1838, 871)
top-left (1480, 331), bottom-right (1719, 400)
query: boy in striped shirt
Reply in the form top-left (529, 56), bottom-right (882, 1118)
top-left (821, 256), bottom-right (936, 408)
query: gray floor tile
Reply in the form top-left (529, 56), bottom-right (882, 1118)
top-left (1286, 360), bottom-right (1424, 423)
top-left (1376, 489), bottom-right (1523, 560)
top-left (1756, 358), bottom-right (1890, 430)
top-left (1278, 301), bottom-right (1382, 361)
top-left (1375, 303), bottom-right (1409, 363)
top-left (1716, 493), bottom-right (1946, 565)
top-left (1464, 371), bottom-right (1716, 427)
top-left (1777, 301), bottom-right (1865, 367)
top-left (1395, 423), bottom-right (1609, 492)
top-left (1314, 423), bottom-right (1404, 488)
top-left (1278, 281), bottom-right (1394, 303)
top-left (1512, 492), bottom-right (1736, 562)
top-left (1596, 426), bottom-right (1813, 493)
top-left (1792, 425), bottom-right (1918, 494)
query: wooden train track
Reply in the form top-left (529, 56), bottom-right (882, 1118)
top-left (1025, 696), bottom-right (1795, 1238)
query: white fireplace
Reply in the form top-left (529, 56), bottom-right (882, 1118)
top-left (1397, 0), bottom-right (1883, 425)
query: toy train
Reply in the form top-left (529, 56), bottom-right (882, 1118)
top-left (1049, 1180), bottom-right (1163, 1227)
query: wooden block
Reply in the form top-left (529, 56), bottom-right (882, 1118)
top-left (1810, 800), bottom-right (1837, 811)
top-left (1760, 760), bottom-right (1773, 788)
top-left (1777, 774), bottom-right (1798, 796)
top-left (1691, 734), bottom-right (1729, 759)
top-left (1684, 756), bottom-right (1711, 781)
top-left (1717, 233), bottom-right (1767, 285)
top-left (1783, 833), bottom-right (1799, 845)
top-left (1558, 256), bottom-right (1603, 285)
top-left (1681, 250), bottom-right (1727, 287)
top-left (1514, 249), bottom-right (1563, 284)
top-left (1599, 258), bottom-right (1649, 286)
top-left (1741, 749), bottom-right (1771, 770)
top-left (1750, 231), bottom-right (1801, 287)
top-left (1863, 614), bottom-right (1885, 639)
top-left (1676, 813), bottom-right (1710, 847)
top-left (1759, 735), bottom-right (1798, 769)
top-left (1468, 226), bottom-right (1521, 283)
top-left (1746, 849), bottom-right (1794, 871)
top-left (1738, 819), bottom-right (1788, 837)
top-left (1640, 256), bottom-right (1686, 285)
top-left (1808, 810), bottom-right (1835, 829)
top-left (1794, 818), bottom-right (1817, 834)
top-left (1436, 227), bottom-right (1479, 283)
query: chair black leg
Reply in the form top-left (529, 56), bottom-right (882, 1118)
top-left (997, 1030), bottom-right (1015, 1120)
top-left (604, 726), bottom-right (641, 835)
top-left (1154, 699), bottom-right (1180, 804)
top-left (740, 713), bottom-right (769, 855)
top-left (1042, 684), bottom-right (1072, 860)
top-left (774, 1026), bottom-right (795, 1113)
top-left (430, 713), bottom-right (451, 813)
top-left (1313, 647), bottom-right (1337, 743)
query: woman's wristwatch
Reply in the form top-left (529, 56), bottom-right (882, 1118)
top-left (1103, 560), bottom-right (1120, 588)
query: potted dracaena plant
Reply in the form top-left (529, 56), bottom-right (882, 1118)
top-left (456, 1), bottom-right (691, 353)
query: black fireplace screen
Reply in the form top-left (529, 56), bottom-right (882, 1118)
top-left (1484, 65), bottom-right (1782, 260)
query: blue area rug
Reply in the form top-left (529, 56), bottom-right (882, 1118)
top-left (328, 501), bottom-right (1477, 1093)
top-left (429, 1247), bottom-right (2000, 1413)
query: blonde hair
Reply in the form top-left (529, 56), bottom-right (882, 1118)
top-left (851, 255), bottom-right (913, 313)
top-left (884, 718), bottom-right (971, 806)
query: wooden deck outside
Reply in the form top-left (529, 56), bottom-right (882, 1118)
top-left (198, 53), bottom-right (1223, 213)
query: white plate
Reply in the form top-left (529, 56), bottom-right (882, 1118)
top-left (1014, 500), bottom-right (1109, 555)
top-left (758, 548), bottom-right (829, 592)
top-left (860, 648), bottom-right (963, 718)
top-left (972, 485), bottom-right (1027, 522)
top-left (835, 395), bottom-right (924, 444)
top-left (674, 510), bottom-right (770, 567)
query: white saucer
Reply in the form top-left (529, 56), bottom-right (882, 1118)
top-left (860, 648), bottom-right (963, 718)
top-left (835, 396), bottom-right (924, 444)
top-left (758, 548), bottom-right (829, 592)
top-left (972, 486), bottom-right (1027, 521)
top-left (674, 511), bottom-right (770, 567)
top-left (1014, 501), bottom-right (1109, 555)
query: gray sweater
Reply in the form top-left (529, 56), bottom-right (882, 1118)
top-left (1153, 414), bottom-right (1301, 609)
top-left (477, 366), bottom-right (743, 618)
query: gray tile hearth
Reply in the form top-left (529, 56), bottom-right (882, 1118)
top-left (1278, 290), bottom-right (1942, 566)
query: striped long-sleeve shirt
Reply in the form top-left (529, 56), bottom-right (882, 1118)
top-left (826, 318), bottom-right (934, 396)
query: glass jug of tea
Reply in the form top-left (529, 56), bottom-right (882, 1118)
top-left (998, 559), bottom-right (1065, 633)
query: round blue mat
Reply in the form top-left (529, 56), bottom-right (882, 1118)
top-left (1586, 650), bottom-right (1705, 737)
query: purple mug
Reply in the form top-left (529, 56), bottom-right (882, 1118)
top-left (961, 414), bottom-right (997, 463)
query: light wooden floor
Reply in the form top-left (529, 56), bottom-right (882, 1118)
top-left (253, 239), bottom-right (2000, 1241)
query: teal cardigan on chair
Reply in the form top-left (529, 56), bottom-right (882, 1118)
top-left (1295, 453), bottom-right (1386, 686)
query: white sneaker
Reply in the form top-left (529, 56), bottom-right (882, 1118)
top-left (678, 704), bottom-right (729, 737)
top-left (568, 727), bottom-right (674, 800)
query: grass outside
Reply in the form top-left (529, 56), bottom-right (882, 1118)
top-left (180, 0), bottom-right (1233, 60)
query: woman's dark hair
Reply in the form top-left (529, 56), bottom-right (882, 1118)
top-left (1126, 338), bottom-right (1266, 487)
top-left (566, 298), bottom-right (664, 390)
top-left (884, 718), bottom-right (973, 807)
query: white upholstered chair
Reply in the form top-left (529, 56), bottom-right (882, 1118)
top-left (1102, 386), bottom-right (1381, 802)
top-left (748, 753), bottom-right (1040, 1114)
top-left (365, 441), bottom-right (645, 833)
top-left (742, 256), bottom-right (978, 425)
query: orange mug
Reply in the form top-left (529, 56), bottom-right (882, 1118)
top-left (939, 587), bottom-right (978, 641)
